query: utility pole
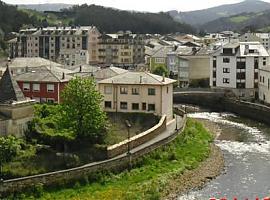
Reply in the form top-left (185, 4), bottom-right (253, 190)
top-left (125, 120), bottom-right (132, 171)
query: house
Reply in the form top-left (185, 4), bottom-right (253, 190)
top-left (0, 67), bottom-right (35, 137)
top-left (149, 46), bottom-right (174, 71)
top-left (210, 42), bottom-right (269, 98)
top-left (98, 71), bottom-right (176, 121)
top-left (15, 66), bottom-right (73, 103)
top-left (167, 52), bottom-right (189, 88)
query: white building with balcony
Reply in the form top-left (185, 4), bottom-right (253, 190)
top-left (210, 42), bottom-right (269, 98)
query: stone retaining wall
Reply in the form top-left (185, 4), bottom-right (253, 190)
top-left (107, 115), bottom-right (167, 158)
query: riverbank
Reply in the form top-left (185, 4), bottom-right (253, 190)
top-left (8, 119), bottom-right (218, 199)
top-left (164, 119), bottom-right (224, 199)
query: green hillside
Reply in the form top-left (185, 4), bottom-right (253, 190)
top-left (201, 9), bottom-right (270, 32)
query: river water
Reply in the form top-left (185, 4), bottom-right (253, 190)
top-left (177, 110), bottom-right (270, 200)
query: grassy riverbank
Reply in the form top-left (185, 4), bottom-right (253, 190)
top-left (14, 119), bottom-right (214, 200)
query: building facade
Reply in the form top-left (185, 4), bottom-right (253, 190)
top-left (210, 42), bottom-right (269, 98)
top-left (98, 71), bottom-right (176, 121)
top-left (98, 32), bottom-right (145, 68)
top-left (15, 66), bottom-right (72, 103)
top-left (9, 26), bottom-right (100, 66)
top-left (167, 52), bottom-right (189, 88)
top-left (240, 33), bottom-right (270, 50)
top-left (258, 64), bottom-right (270, 104)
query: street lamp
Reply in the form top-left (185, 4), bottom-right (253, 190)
top-left (175, 114), bottom-right (178, 131)
top-left (125, 120), bottom-right (132, 171)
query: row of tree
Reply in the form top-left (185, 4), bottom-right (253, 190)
top-left (60, 4), bottom-right (195, 34)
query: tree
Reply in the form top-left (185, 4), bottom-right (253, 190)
top-left (152, 65), bottom-right (169, 77)
top-left (0, 136), bottom-right (21, 179)
top-left (61, 77), bottom-right (107, 144)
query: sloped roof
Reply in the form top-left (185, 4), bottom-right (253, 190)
top-left (0, 66), bottom-right (26, 104)
top-left (15, 66), bottom-right (73, 83)
top-left (98, 71), bottom-right (176, 85)
top-left (95, 67), bottom-right (127, 80)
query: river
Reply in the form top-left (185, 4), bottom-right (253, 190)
top-left (177, 109), bottom-right (270, 200)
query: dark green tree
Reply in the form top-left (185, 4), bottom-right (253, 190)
top-left (0, 136), bottom-right (21, 179)
top-left (61, 77), bottom-right (107, 144)
top-left (152, 66), bottom-right (169, 77)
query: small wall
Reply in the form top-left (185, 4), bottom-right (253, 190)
top-left (107, 115), bottom-right (167, 158)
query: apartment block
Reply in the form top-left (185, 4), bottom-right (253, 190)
top-left (210, 42), bottom-right (269, 98)
top-left (98, 32), bottom-right (145, 68)
top-left (9, 26), bottom-right (100, 66)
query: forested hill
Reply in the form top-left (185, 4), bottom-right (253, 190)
top-left (59, 4), bottom-right (195, 34)
top-left (0, 1), bottom-right (40, 35)
top-left (201, 9), bottom-right (270, 32)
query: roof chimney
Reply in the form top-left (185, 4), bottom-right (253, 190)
top-left (62, 72), bottom-right (65, 80)
top-left (162, 73), bottom-right (165, 82)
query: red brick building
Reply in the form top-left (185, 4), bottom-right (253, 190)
top-left (15, 66), bottom-right (73, 103)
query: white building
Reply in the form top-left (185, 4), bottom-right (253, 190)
top-left (210, 42), bottom-right (269, 98)
top-left (240, 33), bottom-right (270, 50)
top-left (98, 71), bottom-right (176, 121)
top-left (258, 62), bottom-right (270, 104)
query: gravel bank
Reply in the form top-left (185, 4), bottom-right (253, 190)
top-left (163, 119), bottom-right (224, 200)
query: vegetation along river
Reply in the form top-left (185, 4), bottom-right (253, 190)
top-left (177, 108), bottom-right (270, 200)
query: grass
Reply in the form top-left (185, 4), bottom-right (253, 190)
top-left (229, 15), bottom-right (250, 23)
top-left (12, 119), bottom-right (213, 200)
top-left (105, 113), bottom-right (159, 145)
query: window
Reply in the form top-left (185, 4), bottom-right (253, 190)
top-left (155, 58), bottom-right (165, 63)
top-left (148, 104), bottom-right (155, 111)
top-left (132, 103), bottom-right (139, 110)
top-left (132, 88), bottom-right (139, 95)
top-left (120, 87), bottom-right (128, 94)
top-left (23, 83), bottom-right (30, 91)
top-left (223, 78), bottom-right (230, 84)
top-left (223, 68), bottom-right (230, 73)
top-left (167, 87), bottom-right (169, 93)
top-left (148, 88), bottom-right (156, 96)
top-left (104, 86), bottom-right (112, 94)
top-left (47, 84), bottom-right (54, 92)
top-left (33, 83), bottom-right (40, 92)
top-left (120, 102), bottom-right (128, 110)
top-left (223, 58), bottom-right (230, 63)
top-left (142, 103), bottom-right (146, 110)
top-left (105, 101), bottom-right (112, 108)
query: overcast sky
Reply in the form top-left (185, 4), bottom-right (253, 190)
top-left (2, 0), bottom-right (253, 12)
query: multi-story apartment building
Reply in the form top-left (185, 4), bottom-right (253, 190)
top-left (240, 33), bottom-right (270, 50)
top-left (210, 42), bottom-right (269, 98)
top-left (98, 32), bottom-right (145, 68)
top-left (10, 26), bottom-right (100, 66)
top-left (98, 71), bottom-right (176, 121)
